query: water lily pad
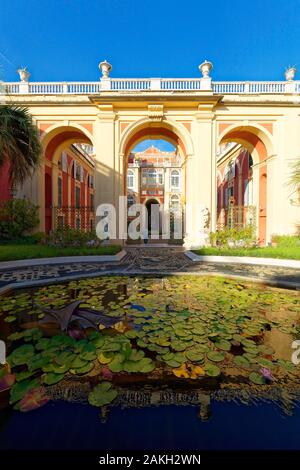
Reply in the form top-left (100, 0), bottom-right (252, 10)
top-left (125, 330), bottom-right (140, 339)
top-left (43, 372), bottom-right (65, 385)
top-left (207, 351), bottom-right (225, 362)
top-left (51, 335), bottom-right (74, 348)
top-left (234, 356), bottom-right (250, 368)
top-left (7, 344), bottom-right (35, 366)
top-left (88, 381), bottom-right (118, 407)
top-left (249, 372), bottom-right (266, 385)
top-left (258, 345), bottom-right (275, 355)
top-left (171, 341), bottom-right (188, 352)
top-left (128, 350), bottom-right (145, 362)
top-left (258, 358), bottom-right (275, 369)
top-left (136, 338), bottom-right (148, 348)
top-left (80, 343), bottom-right (97, 361)
top-left (73, 362), bottom-right (94, 375)
top-left (98, 352), bottom-right (114, 364)
top-left (18, 387), bottom-right (49, 412)
top-left (27, 354), bottom-right (50, 371)
top-left (185, 350), bottom-right (204, 363)
top-left (108, 353), bottom-right (126, 372)
top-left (55, 351), bottom-right (76, 366)
top-left (277, 359), bottom-right (296, 372)
top-left (205, 364), bottom-right (221, 377)
top-left (5, 315), bottom-right (17, 323)
top-left (10, 378), bottom-right (40, 404)
top-left (101, 341), bottom-right (121, 352)
top-left (215, 339), bottom-right (231, 351)
top-left (35, 338), bottom-right (52, 350)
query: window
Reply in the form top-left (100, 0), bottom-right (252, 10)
top-left (61, 152), bottom-right (68, 172)
top-left (225, 161), bottom-right (235, 181)
top-left (90, 193), bottom-right (94, 208)
top-left (158, 172), bottom-right (163, 185)
top-left (171, 170), bottom-right (180, 189)
top-left (170, 194), bottom-right (180, 210)
top-left (127, 170), bottom-right (134, 189)
top-left (76, 217), bottom-right (81, 230)
top-left (80, 166), bottom-right (84, 183)
top-left (88, 174), bottom-right (94, 188)
top-left (75, 186), bottom-right (80, 208)
top-left (76, 165), bottom-right (81, 181)
top-left (244, 179), bottom-right (249, 206)
top-left (148, 169), bottom-right (157, 186)
top-left (142, 171), bottom-right (147, 187)
top-left (127, 194), bottom-right (135, 207)
top-left (73, 162), bottom-right (81, 181)
top-left (248, 154), bottom-right (253, 168)
top-left (58, 177), bottom-right (62, 207)
top-left (90, 219), bottom-right (94, 231)
top-left (225, 187), bottom-right (235, 208)
top-left (227, 186), bottom-right (234, 206)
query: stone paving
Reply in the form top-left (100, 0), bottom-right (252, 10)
top-left (0, 247), bottom-right (299, 291)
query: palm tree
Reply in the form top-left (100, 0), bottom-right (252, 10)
top-left (290, 158), bottom-right (300, 188)
top-left (0, 105), bottom-right (42, 188)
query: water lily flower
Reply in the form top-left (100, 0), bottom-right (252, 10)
top-left (260, 367), bottom-right (273, 381)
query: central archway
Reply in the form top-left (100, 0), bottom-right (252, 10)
top-left (145, 198), bottom-right (160, 236)
top-left (120, 119), bottom-right (192, 244)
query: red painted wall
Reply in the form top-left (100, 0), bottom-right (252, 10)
top-left (0, 161), bottom-right (12, 202)
top-left (45, 166), bottom-right (52, 233)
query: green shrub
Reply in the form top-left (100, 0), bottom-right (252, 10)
top-left (0, 199), bottom-right (39, 240)
top-left (271, 234), bottom-right (300, 247)
top-left (47, 227), bottom-right (100, 248)
top-left (210, 226), bottom-right (255, 248)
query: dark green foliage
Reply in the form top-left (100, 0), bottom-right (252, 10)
top-left (0, 105), bottom-right (42, 185)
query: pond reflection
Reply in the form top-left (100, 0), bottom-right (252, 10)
top-left (0, 275), bottom-right (299, 427)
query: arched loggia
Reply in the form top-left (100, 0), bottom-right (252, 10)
top-left (218, 124), bottom-right (275, 244)
top-left (40, 125), bottom-right (94, 232)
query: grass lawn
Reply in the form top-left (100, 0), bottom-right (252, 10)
top-left (0, 244), bottom-right (122, 262)
top-left (192, 246), bottom-right (300, 260)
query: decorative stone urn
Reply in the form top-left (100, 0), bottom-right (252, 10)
top-left (199, 60), bottom-right (213, 78)
top-left (17, 67), bottom-right (30, 82)
top-left (99, 60), bottom-right (112, 79)
top-left (285, 65), bottom-right (296, 81)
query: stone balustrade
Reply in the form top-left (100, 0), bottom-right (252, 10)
top-left (1, 78), bottom-right (300, 95)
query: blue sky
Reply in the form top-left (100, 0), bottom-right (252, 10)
top-left (133, 139), bottom-right (175, 152)
top-left (0, 0), bottom-right (299, 82)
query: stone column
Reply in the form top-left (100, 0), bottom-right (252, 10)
top-left (183, 154), bottom-right (199, 247)
top-left (183, 101), bottom-right (217, 248)
top-left (252, 162), bottom-right (260, 240)
top-left (93, 104), bottom-right (122, 245)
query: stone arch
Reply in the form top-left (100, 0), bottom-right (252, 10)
top-left (41, 122), bottom-right (94, 152)
top-left (119, 117), bottom-right (194, 158)
top-left (218, 123), bottom-right (274, 165)
top-left (120, 118), bottom-right (191, 243)
top-left (218, 123), bottom-right (274, 244)
top-left (119, 118), bottom-right (193, 196)
top-left (39, 124), bottom-right (94, 232)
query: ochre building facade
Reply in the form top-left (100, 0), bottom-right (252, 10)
top-left (1, 62), bottom-right (299, 246)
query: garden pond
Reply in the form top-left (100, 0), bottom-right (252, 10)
top-left (0, 275), bottom-right (300, 450)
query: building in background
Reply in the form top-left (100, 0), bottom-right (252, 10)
top-left (217, 143), bottom-right (256, 236)
top-left (126, 145), bottom-right (184, 235)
